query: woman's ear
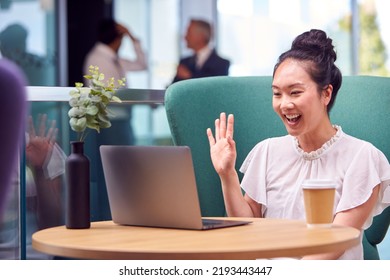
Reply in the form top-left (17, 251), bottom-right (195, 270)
top-left (322, 84), bottom-right (333, 106)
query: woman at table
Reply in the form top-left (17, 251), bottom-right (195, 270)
top-left (206, 29), bottom-right (390, 260)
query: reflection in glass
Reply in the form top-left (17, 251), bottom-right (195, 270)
top-left (0, 1), bottom-right (57, 86)
top-left (25, 114), bottom-right (66, 258)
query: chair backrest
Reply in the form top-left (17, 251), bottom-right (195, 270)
top-left (0, 59), bottom-right (27, 216)
top-left (165, 75), bottom-right (390, 259)
top-left (331, 76), bottom-right (390, 259)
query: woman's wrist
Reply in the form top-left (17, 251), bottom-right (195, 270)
top-left (219, 168), bottom-right (239, 185)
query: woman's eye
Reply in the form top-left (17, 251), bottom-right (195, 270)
top-left (273, 92), bottom-right (281, 97)
top-left (291, 91), bottom-right (301, 95)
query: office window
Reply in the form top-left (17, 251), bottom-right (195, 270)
top-left (0, 0), bottom-right (57, 85)
top-left (217, 0), bottom-right (390, 77)
top-left (358, 0), bottom-right (390, 76)
top-left (114, 0), bottom-right (179, 145)
top-left (114, 0), bottom-right (180, 89)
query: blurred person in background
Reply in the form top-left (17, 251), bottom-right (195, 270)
top-left (172, 19), bottom-right (230, 84)
top-left (83, 18), bottom-right (147, 146)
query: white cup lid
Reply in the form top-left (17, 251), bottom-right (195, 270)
top-left (302, 179), bottom-right (336, 189)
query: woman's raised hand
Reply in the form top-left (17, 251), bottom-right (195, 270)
top-left (206, 112), bottom-right (237, 176)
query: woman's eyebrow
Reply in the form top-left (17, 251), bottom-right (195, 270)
top-left (272, 82), bottom-right (305, 90)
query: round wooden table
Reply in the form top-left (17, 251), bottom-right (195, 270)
top-left (32, 217), bottom-right (360, 260)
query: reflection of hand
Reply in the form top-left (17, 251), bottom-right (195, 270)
top-left (26, 114), bottom-right (58, 169)
top-left (176, 64), bottom-right (193, 80)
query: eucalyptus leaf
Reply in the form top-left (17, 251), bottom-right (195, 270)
top-left (86, 105), bottom-right (99, 115)
top-left (69, 97), bottom-right (79, 107)
top-left (99, 121), bottom-right (111, 129)
top-left (86, 122), bottom-right (100, 133)
top-left (102, 91), bottom-right (112, 99)
top-left (69, 117), bottom-right (87, 132)
top-left (68, 65), bottom-right (124, 141)
top-left (90, 95), bottom-right (102, 102)
top-left (79, 87), bottom-right (91, 94)
top-left (111, 96), bottom-right (122, 103)
top-left (68, 107), bottom-right (86, 117)
top-left (85, 115), bottom-right (99, 126)
top-left (98, 113), bottom-right (110, 122)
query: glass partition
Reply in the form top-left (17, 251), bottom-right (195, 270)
top-left (0, 86), bottom-right (166, 260)
top-left (0, 0), bottom-right (59, 260)
top-left (0, 161), bottom-right (20, 259)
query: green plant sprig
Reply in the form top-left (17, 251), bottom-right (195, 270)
top-left (68, 65), bottom-right (125, 142)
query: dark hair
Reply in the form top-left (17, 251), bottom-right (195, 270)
top-left (191, 19), bottom-right (212, 44)
top-left (273, 29), bottom-right (342, 112)
top-left (97, 19), bottom-right (120, 45)
top-left (0, 23), bottom-right (28, 51)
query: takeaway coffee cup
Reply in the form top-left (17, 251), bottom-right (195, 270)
top-left (302, 179), bottom-right (336, 228)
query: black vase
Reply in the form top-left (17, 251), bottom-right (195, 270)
top-left (66, 141), bottom-right (90, 229)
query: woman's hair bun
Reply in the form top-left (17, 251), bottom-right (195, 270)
top-left (291, 29), bottom-right (337, 63)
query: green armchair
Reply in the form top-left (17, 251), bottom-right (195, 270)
top-left (165, 75), bottom-right (390, 260)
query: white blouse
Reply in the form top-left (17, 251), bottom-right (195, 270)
top-left (83, 42), bottom-right (147, 83)
top-left (239, 126), bottom-right (390, 259)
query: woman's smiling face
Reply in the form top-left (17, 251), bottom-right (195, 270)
top-left (272, 59), bottom-right (331, 138)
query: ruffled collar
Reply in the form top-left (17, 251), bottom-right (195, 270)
top-left (294, 125), bottom-right (342, 160)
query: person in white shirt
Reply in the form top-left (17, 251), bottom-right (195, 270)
top-left (206, 29), bottom-right (390, 260)
top-left (83, 19), bottom-right (147, 82)
top-left (83, 18), bottom-right (147, 146)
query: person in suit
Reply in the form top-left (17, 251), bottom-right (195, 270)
top-left (172, 19), bottom-right (230, 83)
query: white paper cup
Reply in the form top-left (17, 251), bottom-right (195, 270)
top-left (302, 179), bottom-right (336, 228)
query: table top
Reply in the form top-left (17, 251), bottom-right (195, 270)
top-left (32, 217), bottom-right (361, 260)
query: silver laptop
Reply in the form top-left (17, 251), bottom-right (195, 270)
top-left (100, 145), bottom-right (251, 230)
